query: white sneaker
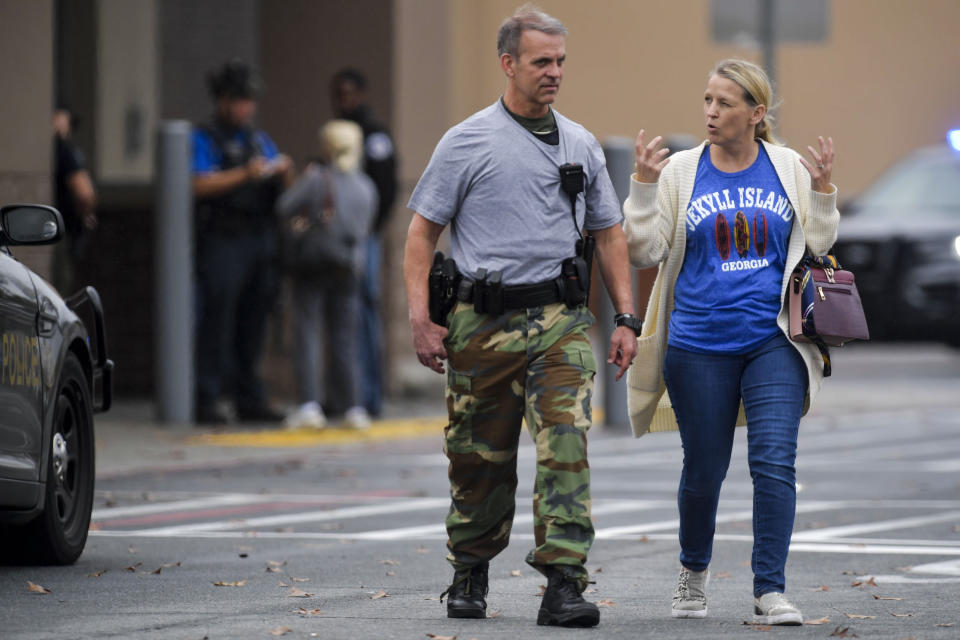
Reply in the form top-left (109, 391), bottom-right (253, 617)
top-left (284, 403), bottom-right (327, 430)
top-left (671, 566), bottom-right (709, 619)
top-left (343, 406), bottom-right (371, 430)
top-left (753, 592), bottom-right (803, 625)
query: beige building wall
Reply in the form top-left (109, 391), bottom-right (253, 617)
top-left (0, 0), bottom-right (53, 276)
top-left (95, 0), bottom-right (159, 183)
top-left (396, 0), bottom-right (960, 196)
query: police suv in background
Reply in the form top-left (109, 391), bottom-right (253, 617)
top-left (0, 204), bottom-right (113, 565)
top-left (833, 131), bottom-right (960, 347)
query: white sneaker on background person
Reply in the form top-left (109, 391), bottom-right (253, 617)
top-left (343, 406), bottom-right (371, 430)
top-left (284, 402), bottom-right (327, 430)
top-left (753, 592), bottom-right (803, 625)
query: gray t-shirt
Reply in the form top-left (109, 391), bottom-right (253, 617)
top-left (408, 100), bottom-right (621, 285)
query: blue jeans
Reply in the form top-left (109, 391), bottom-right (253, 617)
top-left (663, 333), bottom-right (807, 597)
top-left (357, 234), bottom-right (384, 416)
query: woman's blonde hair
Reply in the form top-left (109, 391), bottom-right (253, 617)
top-left (711, 59), bottom-right (781, 145)
top-left (319, 119), bottom-right (364, 172)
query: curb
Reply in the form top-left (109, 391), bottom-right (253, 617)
top-left (186, 415), bottom-right (447, 448)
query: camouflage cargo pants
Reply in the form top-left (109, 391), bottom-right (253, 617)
top-left (443, 301), bottom-right (597, 588)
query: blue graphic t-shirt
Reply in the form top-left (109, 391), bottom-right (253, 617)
top-left (668, 144), bottom-right (793, 354)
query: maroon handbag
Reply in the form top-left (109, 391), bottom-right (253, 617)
top-left (788, 255), bottom-right (870, 376)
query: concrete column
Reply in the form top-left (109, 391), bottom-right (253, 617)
top-left (154, 121), bottom-right (193, 424)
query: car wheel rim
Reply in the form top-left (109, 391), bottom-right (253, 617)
top-left (53, 391), bottom-right (79, 526)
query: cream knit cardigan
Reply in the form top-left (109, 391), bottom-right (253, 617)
top-left (623, 140), bottom-right (840, 437)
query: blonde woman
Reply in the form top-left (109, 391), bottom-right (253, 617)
top-left (276, 120), bottom-right (378, 430)
top-left (623, 59), bottom-right (839, 625)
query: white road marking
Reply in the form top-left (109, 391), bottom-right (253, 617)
top-left (91, 494), bottom-right (274, 520)
top-left (595, 501), bottom-right (840, 539)
top-left (129, 497), bottom-right (450, 536)
top-left (792, 510), bottom-right (960, 541)
top-left (344, 500), bottom-right (674, 541)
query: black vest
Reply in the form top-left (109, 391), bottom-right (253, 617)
top-left (195, 121), bottom-right (281, 235)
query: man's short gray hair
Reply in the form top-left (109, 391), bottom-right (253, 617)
top-left (496, 3), bottom-right (567, 58)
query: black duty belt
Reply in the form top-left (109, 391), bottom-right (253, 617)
top-left (456, 277), bottom-right (563, 311)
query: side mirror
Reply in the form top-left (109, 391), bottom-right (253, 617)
top-left (0, 204), bottom-right (64, 245)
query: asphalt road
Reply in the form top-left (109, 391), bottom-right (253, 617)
top-left (2, 343), bottom-right (960, 639)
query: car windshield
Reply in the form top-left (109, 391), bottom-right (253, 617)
top-left (854, 148), bottom-right (960, 218)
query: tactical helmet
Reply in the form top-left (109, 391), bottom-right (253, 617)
top-left (207, 59), bottom-right (263, 99)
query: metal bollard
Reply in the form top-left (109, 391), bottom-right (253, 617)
top-left (599, 136), bottom-right (637, 430)
top-left (154, 121), bottom-right (194, 425)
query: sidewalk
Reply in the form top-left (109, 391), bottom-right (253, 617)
top-left (94, 343), bottom-right (960, 480)
top-left (94, 390), bottom-right (449, 479)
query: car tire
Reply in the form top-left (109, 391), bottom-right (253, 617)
top-left (26, 352), bottom-right (95, 565)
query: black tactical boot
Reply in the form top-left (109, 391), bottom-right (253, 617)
top-left (441, 562), bottom-right (489, 619)
top-left (536, 567), bottom-right (600, 627)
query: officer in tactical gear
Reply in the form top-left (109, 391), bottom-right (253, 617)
top-left (192, 59), bottom-right (293, 425)
top-left (403, 5), bottom-right (639, 628)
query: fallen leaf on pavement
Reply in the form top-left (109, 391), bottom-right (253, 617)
top-left (386, 571), bottom-right (396, 577)
top-left (804, 617), bottom-right (831, 625)
top-left (423, 596), bottom-right (441, 601)
top-left (213, 580), bottom-right (247, 587)
top-left (87, 569), bottom-right (108, 578)
top-left (936, 623), bottom-right (954, 627)
top-left (536, 585), bottom-right (546, 596)
top-left (597, 599), bottom-right (616, 607)
top-left (266, 566), bottom-right (282, 573)
top-left (425, 635), bottom-right (456, 640)
top-left (844, 613), bottom-right (876, 619)
top-left (371, 589), bottom-right (389, 599)
top-left (890, 612), bottom-right (913, 617)
top-left (873, 594), bottom-right (903, 600)
top-left (594, 567), bottom-right (603, 573)
top-left (287, 586), bottom-right (312, 598)
top-left (584, 588), bottom-right (598, 594)
top-left (829, 626), bottom-right (858, 638)
top-left (638, 535), bottom-right (649, 542)
top-left (161, 561), bottom-right (181, 568)
top-left (278, 581), bottom-right (290, 587)
top-left (382, 559), bottom-right (399, 565)
top-left (510, 570), bottom-right (522, 577)
top-left (128, 545), bottom-right (139, 554)
top-left (27, 581), bottom-right (51, 594)
top-left (151, 567), bottom-right (163, 575)
top-left (126, 562), bottom-right (142, 572)
top-left (291, 577), bottom-right (309, 583)
top-left (811, 585), bottom-right (830, 591)
top-left (270, 627), bottom-right (293, 636)
top-left (850, 577), bottom-right (877, 587)
top-left (297, 608), bottom-right (322, 616)
top-left (488, 610), bottom-right (501, 618)
top-left (268, 560), bottom-right (287, 568)
top-left (751, 625), bottom-right (772, 631)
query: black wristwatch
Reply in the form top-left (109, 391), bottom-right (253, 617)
top-left (614, 313), bottom-right (642, 336)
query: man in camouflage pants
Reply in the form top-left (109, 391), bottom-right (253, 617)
top-left (403, 5), bottom-right (639, 628)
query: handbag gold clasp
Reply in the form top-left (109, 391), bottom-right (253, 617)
top-left (818, 286), bottom-right (826, 301)
top-left (824, 267), bottom-right (836, 283)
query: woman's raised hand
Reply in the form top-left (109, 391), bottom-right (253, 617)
top-left (798, 136), bottom-right (834, 194)
top-left (633, 129), bottom-right (671, 184)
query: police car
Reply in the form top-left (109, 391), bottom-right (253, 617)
top-left (833, 132), bottom-right (960, 347)
top-left (0, 204), bottom-right (113, 564)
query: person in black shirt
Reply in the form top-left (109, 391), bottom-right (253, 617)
top-left (51, 106), bottom-right (97, 294)
top-left (331, 69), bottom-right (398, 418)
